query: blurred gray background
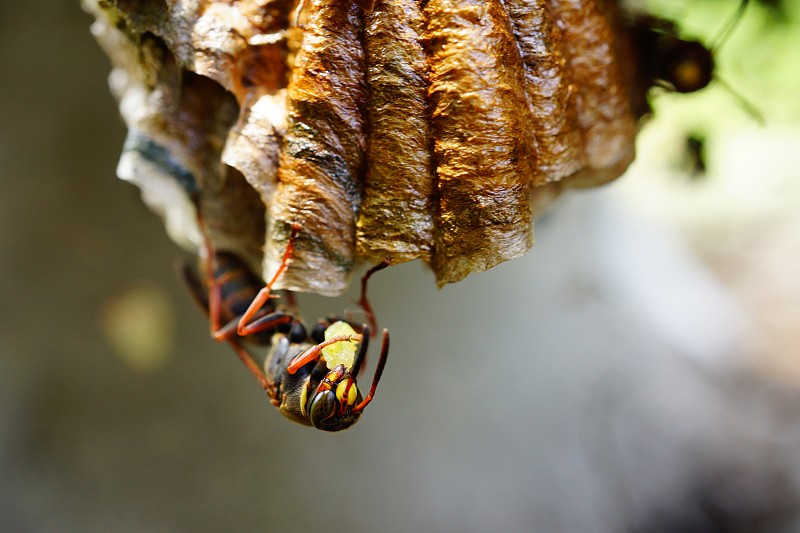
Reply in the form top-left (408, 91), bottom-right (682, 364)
top-left (2, 1), bottom-right (800, 532)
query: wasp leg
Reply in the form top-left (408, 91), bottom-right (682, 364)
top-left (223, 336), bottom-right (276, 395)
top-left (237, 224), bottom-right (301, 337)
top-left (179, 263), bottom-right (276, 394)
top-left (357, 258), bottom-right (391, 335)
top-left (352, 260), bottom-right (390, 370)
top-left (350, 325), bottom-right (370, 378)
top-left (191, 210), bottom-right (281, 341)
top-left (192, 198), bottom-right (230, 339)
top-left (191, 201), bottom-right (296, 342)
top-left (353, 328), bottom-right (389, 413)
top-left (286, 333), bottom-right (365, 375)
top-left (212, 310), bottom-right (292, 343)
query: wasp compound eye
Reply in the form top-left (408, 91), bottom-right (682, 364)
top-left (309, 390), bottom-right (337, 429)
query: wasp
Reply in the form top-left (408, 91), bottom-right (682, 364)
top-left (627, 13), bottom-right (714, 119)
top-left (181, 206), bottom-right (390, 432)
top-left (626, 0), bottom-right (761, 123)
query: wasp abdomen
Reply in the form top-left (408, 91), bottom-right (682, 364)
top-left (212, 252), bottom-right (283, 344)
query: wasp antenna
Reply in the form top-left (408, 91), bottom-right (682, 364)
top-left (715, 76), bottom-right (766, 126)
top-left (353, 328), bottom-right (389, 413)
top-left (711, 0), bottom-right (750, 53)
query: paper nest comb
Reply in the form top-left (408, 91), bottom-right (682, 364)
top-left (84, 0), bottom-right (639, 295)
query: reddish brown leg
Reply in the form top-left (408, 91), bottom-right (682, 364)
top-left (225, 337), bottom-right (274, 395)
top-left (237, 224), bottom-right (301, 336)
top-left (350, 325), bottom-right (370, 378)
top-left (192, 202), bottom-right (225, 338)
top-left (179, 261), bottom-right (276, 395)
top-left (194, 204), bottom-right (281, 341)
top-left (353, 328), bottom-right (390, 412)
top-left (286, 334), bottom-right (364, 375)
top-left (357, 258), bottom-right (391, 334)
top-left (212, 311), bottom-right (292, 343)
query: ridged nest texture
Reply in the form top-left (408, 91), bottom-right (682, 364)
top-left (84, 0), bottom-right (637, 295)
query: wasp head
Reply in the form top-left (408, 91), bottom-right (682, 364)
top-left (301, 364), bottom-right (364, 431)
top-left (270, 322), bottom-right (389, 432)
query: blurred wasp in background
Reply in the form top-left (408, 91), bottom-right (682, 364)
top-left (181, 201), bottom-right (390, 432)
top-left (624, 0), bottom-right (762, 124)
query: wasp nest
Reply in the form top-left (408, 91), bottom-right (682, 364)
top-left (84, 0), bottom-right (637, 295)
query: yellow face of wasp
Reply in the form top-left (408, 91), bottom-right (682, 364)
top-left (300, 367), bottom-right (360, 421)
top-left (335, 376), bottom-right (359, 407)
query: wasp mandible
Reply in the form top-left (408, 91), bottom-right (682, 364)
top-left (181, 203), bottom-right (390, 432)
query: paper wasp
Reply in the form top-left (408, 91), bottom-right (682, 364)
top-left (626, 0), bottom-right (762, 123)
top-left (181, 205), bottom-right (390, 432)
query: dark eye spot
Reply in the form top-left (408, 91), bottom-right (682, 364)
top-left (309, 390), bottom-right (336, 428)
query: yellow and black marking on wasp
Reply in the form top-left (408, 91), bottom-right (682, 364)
top-left (181, 203), bottom-right (390, 432)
